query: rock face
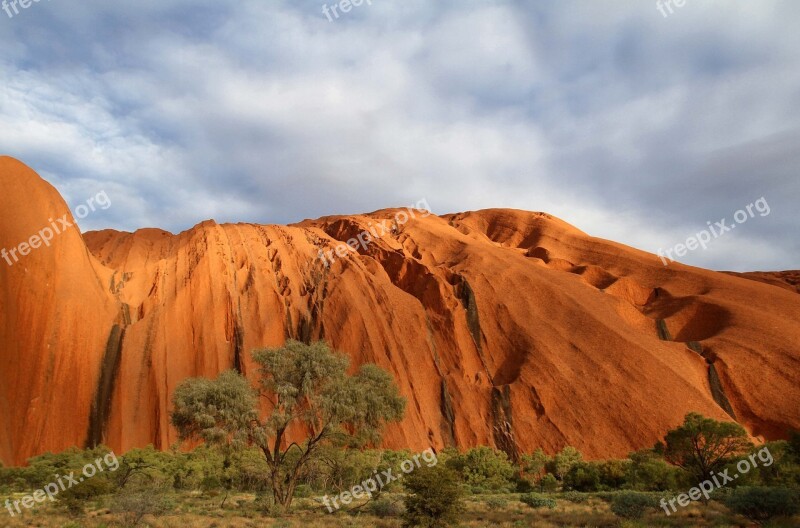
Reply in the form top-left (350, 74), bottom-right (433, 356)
top-left (1, 156), bottom-right (799, 466)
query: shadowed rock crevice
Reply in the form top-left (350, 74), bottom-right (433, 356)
top-left (529, 386), bottom-right (546, 419)
top-left (225, 296), bottom-right (245, 373)
top-left (455, 277), bottom-right (483, 353)
top-left (440, 379), bottom-right (456, 446)
top-left (656, 319), bottom-right (672, 341)
top-left (233, 322), bottom-right (244, 372)
top-left (86, 324), bottom-right (125, 448)
top-left (491, 385), bottom-right (519, 463)
top-left (708, 363), bottom-right (737, 420)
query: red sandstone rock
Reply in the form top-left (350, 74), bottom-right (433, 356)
top-left (1, 157), bottom-right (798, 466)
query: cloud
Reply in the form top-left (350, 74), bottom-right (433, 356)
top-left (0, 0), bottom-right (797, 270)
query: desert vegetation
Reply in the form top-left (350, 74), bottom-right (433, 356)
top-left (1, 343), bottom-right (799, 527)
top-left (2, 421), bottom-right (798, 527)
top-left (1, 433), bottom-right (799, 527)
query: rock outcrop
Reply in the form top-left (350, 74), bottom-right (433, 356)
top-left (1, 156), bottom-right (798, 466)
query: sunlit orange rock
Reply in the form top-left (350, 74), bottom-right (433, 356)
top-left (1, 157), bottom-right (798, 466)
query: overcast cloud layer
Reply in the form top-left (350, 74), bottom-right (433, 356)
top-left (1, 0), bottom-right (798, 271)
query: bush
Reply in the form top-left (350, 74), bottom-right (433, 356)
top-left (598, 459), bottom-right (629, 490)
top-left (115, 445), bottom-right (174, 489)
top-left (724, 487), bottom-right (800, 523)
top-left (787, 431), bottom-right (800, 463)
top-left (485, 495), bottom-right (508, 509)
top-left (610, 491), bottom-right (658, 519)
top-left (519, 448), bottom-right (550, 491)
top-left (564, 462), bottom-right (600, 492)
top-left (520, 492), bottom-right (557, 509)
top-left (402, 465), bottom-right (464, 528)
top-left (626, 449), bottom-right (679, 491)
top-left (709, 485), bottom-right (733, 503)
top-left (370, 497), bottom-right (403, 518)
top-left (513, 476), bottom-right (535, 493)
top-left (292, 483), bottom-right (313, 498)
top-left (111, 485), bottom-right (175, 527)
top-left (446, 447), bottom-right (515, 493)
top-left (538, 473), bottom-right (558, 492)
top-left (312, 447), bottom-right (385, 495)
top-left (561, 490), bottom-right (589, 503)
top-left (58, 476), bottom-right (115, 516)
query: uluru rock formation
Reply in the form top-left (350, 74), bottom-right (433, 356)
top-left (1, 156), bottom-right (799, 466)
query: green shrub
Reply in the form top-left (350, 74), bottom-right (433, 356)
top-left (742, 442), bottom-right (800, 488)
top-left (513, 477), bottom-right (535, 493)
top-left (518, 449), bottom-right (550, 491)
top-left (485, 495), bottom-right (508, 509)
top-left (724, 487), bottom-right (800, 523)
top-left (539, 473), bottom-right (558, 492)
top-left (446, 446), bottom-right (515, 493)
top-left (58, 476), bottom-right (115, 516)
top-left (370, 497), bottom-right (403, 518)
top-left (520, 492), bottom-right (557, 509)
top-left (561, 490), bottom-right (589, 503)
top-left (292, 484), bottom-right (313, 498)
top-left (598, 459), bottom-right (629, 489)
top-left (547, 446), bottom-right (582, 481)
top-left (115, 445), bottom-right (174, 489)
top-left (709, 485), bottom-right (734, 503)
top-left (200, 475), bottom-right (223, 492)
top-left (626, 449), bottom-right (679, 491)
top-left (788, 431), bottom-right (800, 463)
top-left (311, 447), bottom-right (385, 495)
top-left (564, 462), bottom-right (600, 492)
top-left (111, 485), bottom-right (175, 527)
top-left (402, 465), bottom-right (464, 528)
top-left (610, 491), bottom-right (658, 519)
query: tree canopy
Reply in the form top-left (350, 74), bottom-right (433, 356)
top-left (171, 340), bottom-right (406, 509)
top-left (661, 412), bottom-right (752, 483)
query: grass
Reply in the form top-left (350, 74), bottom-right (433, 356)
top-left (0, 491), bottom-right (795, 527)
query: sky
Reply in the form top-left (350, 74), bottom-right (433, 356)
top-left (1, 0), bottom-right (798, 271)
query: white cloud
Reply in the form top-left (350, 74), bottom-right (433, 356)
top-left (0, 0), bottom-right (798, 270)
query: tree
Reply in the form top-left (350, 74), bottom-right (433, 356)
top-left (402, 465), bottom-right (464, 528)
top-left (598, 459), bottom-right (629, 490)
top-left (519, 448), bottom-right (550, 489)
top-left (548, 446), bottom-right (582, 481)
top-left (662, 413), bottom-right (752, 483)
top-left (171, 340), bottom-right (406, 511)
top-left (538, 473), bottom-right (558, 492)
top-left (564, 462), bottom-right (600, 492)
